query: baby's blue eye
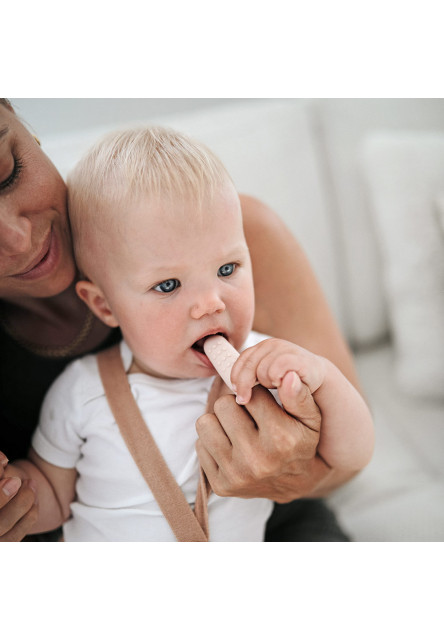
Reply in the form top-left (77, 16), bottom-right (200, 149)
top-left (154, 279), bottom-right (180, 293)
top-left (218, 263), bottom-right (236, 277)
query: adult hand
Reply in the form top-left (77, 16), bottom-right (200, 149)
top-left (0, 452), bottom-right (38, 541)
top-left (196, 380), bottom-right (334, 503)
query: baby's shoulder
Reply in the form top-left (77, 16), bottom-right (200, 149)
top-left (43, 351), bottom-right (105, 412)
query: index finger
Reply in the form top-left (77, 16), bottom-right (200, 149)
top-left (244, 382), bottom-right (321, 435)
top-left (223, 385), bottom-right (320, 464)
top-left (240, 384), bottom-right (287, 429)
top-left (0, 479), bottom-right (36, 537)
top-left (213, 385), bottom-right (287, 447)
top-left (230, 341), bottom-right (273, 403)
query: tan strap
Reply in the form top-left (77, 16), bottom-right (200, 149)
top-left (97, 345), bottom-right (209, 542)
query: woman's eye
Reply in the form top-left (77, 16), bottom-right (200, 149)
top-left (0, 156), bottom-right (23, 191)
top-left (218, 263), bottom-right (236, 277)
top-left (153, 279), bottom-right (180, 293)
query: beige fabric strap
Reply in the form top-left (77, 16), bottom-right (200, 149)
top-left (97, 345), bottom-right (220, 542)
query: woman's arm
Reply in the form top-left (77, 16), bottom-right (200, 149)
top-left (0, 452), bottom-right (38, 541)
top-left (6, 450), bottom-right (76, 534)
top-left (241, 194), bottom-right (361, 390)
top-left (244, 193), bottom-right (367, 495)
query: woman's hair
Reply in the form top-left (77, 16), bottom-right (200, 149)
top-left (67, 125), bottom-right (235, 274)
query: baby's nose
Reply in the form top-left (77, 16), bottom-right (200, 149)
top-left (190, 289), bottom-right (226, 319)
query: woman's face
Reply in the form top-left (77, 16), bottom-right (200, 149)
top-left (0, 104), bottom-right (76, 300)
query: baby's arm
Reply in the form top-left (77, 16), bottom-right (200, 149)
top-left (5, 451), bottom-right (76, 534)
top-left (230, 338), bottom-right (374, 471)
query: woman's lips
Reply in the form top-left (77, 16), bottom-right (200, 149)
top-left (12, 230), bottom-right (59, 281)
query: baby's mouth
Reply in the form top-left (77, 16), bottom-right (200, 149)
top-left (192, 332), bottom-right (227, 354)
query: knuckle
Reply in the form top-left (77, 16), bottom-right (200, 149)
top-left (213, 393), bottom-right (234, 414)
top-left (251, 456), bottom-right (278, 480)
top-left (242, 448), bottom-right (274, 481)
top-left (233, 351), bottom-right (258, 381)
top-left (269, 428), bottom-right (297, 457)
top-left (223, 465), bottom-right (244, 490)
top-left (216, 464), bottom-right (250, 496)
top-left (195, 413), bottom-right (208, 427)
top-left (195, 413), bottom-right (214, 434)
top-left (210, 474), bottom-right (233, 497)
top-left (274, 490), bottom-right (302, 504)
top-left (212, 482), bottom-right (231, 498)
top-left (267, 338), bottom-right (282, 350)
top-left (195, 417), bottom-right (205, 435)
top-left (242, 355), bottom-right (259, 372)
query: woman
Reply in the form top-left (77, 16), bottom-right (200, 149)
top-left (0, 98), bottom-right (360, 541)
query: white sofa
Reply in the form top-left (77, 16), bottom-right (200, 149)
top-left (31, 98), bottom-right (444, 542)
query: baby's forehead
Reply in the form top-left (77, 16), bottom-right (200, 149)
top-left (80, 179), bottom-right (242, 267)
top-left (118, 180), bottom-right (240, 222)
top-left (110, 185), bottom-right (241, 242)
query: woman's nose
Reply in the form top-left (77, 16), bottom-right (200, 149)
top-left (190, 288), bottom-right (226, 319)
top-left (0, 208), bottom-right (32, 256)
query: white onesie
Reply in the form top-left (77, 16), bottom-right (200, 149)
top-left (32, 331), bottom-right (273, 541)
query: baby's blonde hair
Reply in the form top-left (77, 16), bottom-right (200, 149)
top-left (67, 126), bottom-right (235, 274)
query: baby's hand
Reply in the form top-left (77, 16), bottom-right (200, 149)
top-left (230, 338), bottom-right (327, 405)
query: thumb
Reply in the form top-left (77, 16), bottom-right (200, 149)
top-left (278, 371), bottom-right (321, 432)
top-left (0, 476), bottom-right (22, 508)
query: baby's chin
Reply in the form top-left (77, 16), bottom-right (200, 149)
top-left (188, 347), bottom-right (218, 378)
top-left (129, 355), bottom-right (215, 381)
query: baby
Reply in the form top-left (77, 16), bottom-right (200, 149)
top-left (6, 127), bottom-right (374, 541)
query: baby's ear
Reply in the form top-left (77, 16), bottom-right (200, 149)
top-left (75, 280), bottom-right (119, 328)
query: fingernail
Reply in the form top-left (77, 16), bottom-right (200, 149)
top-left (236, 395), bottom-right (247, 405)
top-left (290, 371), bottom-right (302, 392)
top-left (2, 477), bottom-right (21, 497)
top-left (0, 452), bottom-right (9, 467)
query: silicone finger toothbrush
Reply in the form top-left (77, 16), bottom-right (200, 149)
top-left (203, 334), bottom-right (260, 394)
top-left (203, 335), bottom-right (240, 391)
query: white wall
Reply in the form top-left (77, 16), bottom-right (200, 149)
top-left (10, 98), bottom-right (253, 136)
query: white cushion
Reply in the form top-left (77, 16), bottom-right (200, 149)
top-left (327, 344), bottom-right (444, 541)
top-left (315, 99), bottom-right (444, 347)
top-left (361, 133), bottom-right (444, 400)
top-left (436, 194), bottom-right (444, 235)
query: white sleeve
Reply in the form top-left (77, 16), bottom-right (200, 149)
top-left (31, 359), bottom-right (90, 469)
top-left (242, 330), bottom-right (272, 349)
